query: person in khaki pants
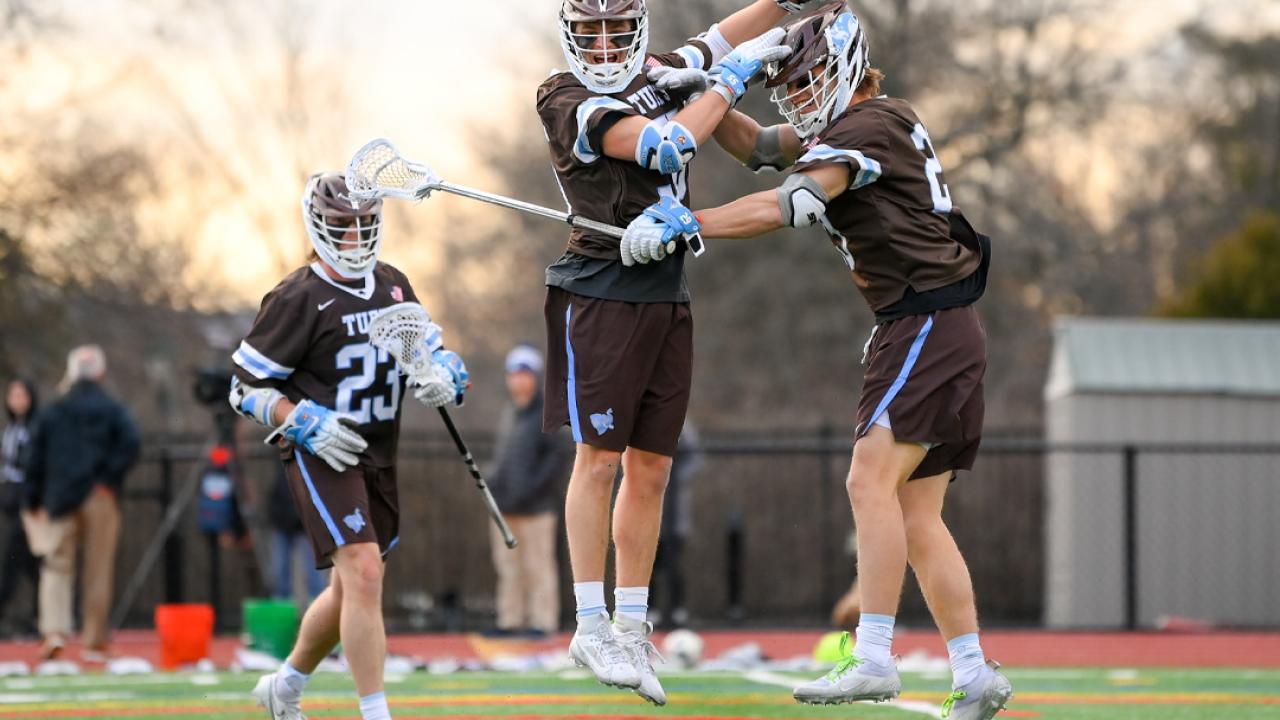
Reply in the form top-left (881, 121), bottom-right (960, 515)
top-left (486, 346), bottom-right (571, 637)
top-left (24, 345), bottom-right (139, 663)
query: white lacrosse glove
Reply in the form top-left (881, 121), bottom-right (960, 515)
top-left (411, 349), bottom-right (469, 407)
top-left (620, 198), bottom-right (703, 267)
top-left (268, 399), bottom-right (367, 472)
top-left (775, 0), bottom-right (824, 12)
top-left (411, 364), bottom-right (456, 408)
top-left (621, 215), bottom-right (673, 267)
top-left (647, 65), bottom-right (710, 104)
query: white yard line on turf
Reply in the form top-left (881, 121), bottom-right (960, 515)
top-left (742, 670), bottom-right (943, 718)
top-left (5, 675), bottom-right (186, 689)
top-left (0, 691), bottom-right (138, 704)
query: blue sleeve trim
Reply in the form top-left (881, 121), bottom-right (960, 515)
top-left (574, 97), bottom-right (633, 164)
top-left (798, 144), bottom-right (883, 189)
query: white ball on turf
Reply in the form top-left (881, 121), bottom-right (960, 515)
top-left (662, 629), bottom-right (704, 670)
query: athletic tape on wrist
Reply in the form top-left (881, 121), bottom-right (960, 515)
top-left (228, 377), bottom-right (284, 428)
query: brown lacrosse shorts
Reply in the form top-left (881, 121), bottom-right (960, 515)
top-left (855, 305), bottom-right (987, 480)
top-left (543, 287), bottom-right (693, 457)
top-left (282, 449), bottom-right (400, 569)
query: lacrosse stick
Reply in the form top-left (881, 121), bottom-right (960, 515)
top-left (346, 137), bottom-right (626, 240)
top-left (367, 302), bottom-right (518, 549)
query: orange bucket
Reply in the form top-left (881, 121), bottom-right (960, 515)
top-left (155, 603), bottom-right (215, 669)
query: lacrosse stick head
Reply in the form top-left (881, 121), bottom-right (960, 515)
top-left (345, 138), bottom-right (442, 203)
top-left (367, 302), bottom-right (435, 377)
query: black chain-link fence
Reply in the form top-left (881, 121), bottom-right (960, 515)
top-left (103, 432), bottom-right (1280, 632)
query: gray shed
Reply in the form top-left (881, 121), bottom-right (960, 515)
top-left (1044, 317), bottom-right (1280, 628)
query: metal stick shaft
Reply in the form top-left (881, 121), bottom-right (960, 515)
top-left (437, 407), bottom-right (518, 549)
top-left (428, 181), bottom-right (625, 239)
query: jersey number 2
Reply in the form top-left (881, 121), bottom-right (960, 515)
top-left (911, 122), bottom-right (953, 214)
top-left (335, 343), bottom-right (400, 423)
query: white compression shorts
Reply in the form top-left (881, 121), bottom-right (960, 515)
top-left (872, 412), bottom-right (939, 451)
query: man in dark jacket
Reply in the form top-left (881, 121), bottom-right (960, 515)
top-left (486, 345), bottom-right (571, 636)
top-left (25, 345), bottom-right (140, 662)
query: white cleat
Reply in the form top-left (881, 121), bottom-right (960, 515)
top-left (251, 673), bottom-right (307, 720)
top-left (613, 618), bottom-right (667, 706)
top-left (941, 661), bottom-right (1014, 719)
top-left (569, 615), bottom-right (641, 689)
top-left (793, 632), bottom-right (901, 705)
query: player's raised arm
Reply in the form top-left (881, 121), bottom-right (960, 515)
top-left (599, 28), bottom-right (792, 168)
top-left (598, 0), bottom-right (828, 171)
top-left (715, 0), bottom-right (810, 45)
top-left (712, 110), bottom-right (804, 172)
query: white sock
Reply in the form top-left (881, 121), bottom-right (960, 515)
top-left (947, 633), bottom-right (987, 689)
top-left (359, 690), bottom-right (392, 720)
top-left (614, 586), bottom-right (649, 624)
top-left (275, 662), bottom-right (309, 702)
top-left (853, 613), bottom-right (895, 672)
top-left (574, 581), bottom-right (607, 623)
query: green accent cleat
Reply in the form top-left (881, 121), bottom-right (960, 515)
top-left (793, 631), bottom-right (901, 705)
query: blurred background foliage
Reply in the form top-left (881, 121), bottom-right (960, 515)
top-left (2, 0), bottom-right (1278, 436)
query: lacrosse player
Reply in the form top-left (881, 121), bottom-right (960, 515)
top-left (622, 4), bottom-right (1011, 718)
top-left (538, 0), bottom-right (825, 705)
top-left (232, 172), bottom-right (468, 720)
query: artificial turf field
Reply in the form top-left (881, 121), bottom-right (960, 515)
top-left (2, 668), bottom-right (1278, 719)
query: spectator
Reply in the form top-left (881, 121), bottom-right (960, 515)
top-left (266, 461), bottom-right (327, 603)
top-left (0, 379), bottom-right (40, 637)
top-left (486, 345), bottom-right (570, 636)
top-left (650, 422), bottom-right (703, 628)
top-left (25, 345), bottom-right (140, 662)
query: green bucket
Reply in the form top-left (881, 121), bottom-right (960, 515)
top-left (242, 599), bottom-right (299, 659)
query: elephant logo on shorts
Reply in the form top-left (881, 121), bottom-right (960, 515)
top-left (344, 507), bottom-right (367, 534)
top-left (590, 408), bottom-right (615, 436)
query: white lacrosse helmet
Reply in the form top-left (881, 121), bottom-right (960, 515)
top-left (767, 2), bottom-right (869, 141)
top-left (302, 172), bottom-right (384, 279)
top-left (559, 0), bottom-right (650, 94)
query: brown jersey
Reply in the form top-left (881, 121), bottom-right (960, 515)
top-left (537, 38), bottom-right (715, 303)
top-left (793, 96), bottom-right (981, 312)
top-left (232, 262), bottom-right (421, 467)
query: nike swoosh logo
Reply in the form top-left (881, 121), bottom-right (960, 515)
top-left (317, 299), bottom-right (336, 311)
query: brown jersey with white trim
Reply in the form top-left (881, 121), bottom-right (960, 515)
top-left (232, 262), bottom-right (421, 467)
top-left (793, 96), bottom-right (980, 312)
top-left (536, 39), bottom-right (714, 303)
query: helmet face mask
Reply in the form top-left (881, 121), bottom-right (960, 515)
top-left (302, 173), bottom-right (384, 279)
top-left (767, 4), bottom-right (868, 141)
top-left (559, 0), bottom-right (649, 94)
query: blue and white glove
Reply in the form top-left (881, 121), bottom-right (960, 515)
top-left (620, 197), bottom-right (702, 267)
top-left (268, 399), bottom-right (367, 471)
top-left (414, 349), bottom-right (469, 407)
top-left (708, 28), bottom-right (792, 107)
top-left (647, 65), bottom-right (710, 104)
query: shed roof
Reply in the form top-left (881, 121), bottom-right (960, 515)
top-left (1045, 317), bottom-right (1280, 399)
